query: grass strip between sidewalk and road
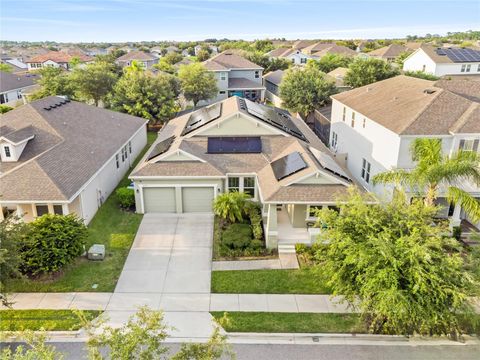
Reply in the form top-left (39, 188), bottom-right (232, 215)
top-left (0, 310), bottom-right (102, 331)
top-left (211, 269), bottom-right (332, 294)
top-left (6, 131), bottom-right (157, 293)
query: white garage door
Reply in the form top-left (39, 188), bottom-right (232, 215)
top-left (182, 187), bottom-right (214, 213)
top-left (143, 187), bottom-right (176, 213)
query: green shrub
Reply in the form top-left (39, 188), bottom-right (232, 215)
top-left (213, 192), bottom-right (250, 223)
top-left (0, 105), bottom-right (13, 114)
top-left (452, 226), bottom-right (462, 241)
top-left (116, 187), bottom-right (135, 209)
top-left (245, 201), bottom-right (263, 241)
top-left (21, 214), bottom-right (88, 275)
top-left (221, 223), bottom-right (252, 250)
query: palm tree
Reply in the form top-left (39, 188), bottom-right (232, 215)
top-left (373, 138), bottom-right (480, 222)
top-left (213, 192), bottom-right (250, 223)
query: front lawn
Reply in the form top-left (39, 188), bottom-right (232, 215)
top-left (211, 268), bottom-right (331, 294)
top-left (0, 310), bottom-right (101, 331)
top-left (6, 131), bottom-right (157, 293)
top-left (211, 312), bottom-right (365, 333)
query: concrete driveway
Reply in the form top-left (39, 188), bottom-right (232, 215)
top-left (104, 213), bottom-right (216, 339)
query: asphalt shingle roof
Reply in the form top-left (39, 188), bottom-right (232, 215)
top-left (0, 71), bottom-right (38, 93)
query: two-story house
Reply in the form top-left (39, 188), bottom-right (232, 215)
top-left (115, 51), bottom-right (159, 69)
top-left (329, 75), bottom-right (480, 230)
top-left (263, 69), bottom-right (284, 107)
top-left (403, 45), bottom-right (480, 77)
top-left (267, 48), bottom-right (311, 65)
top-left (26, 51), bottom-right (92, 71)
top-left (130, 96), bottom-right (359, 249)
top-left (203, 51), bottom-right (265, 104)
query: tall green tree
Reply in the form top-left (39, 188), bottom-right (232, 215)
top-left (30, 67), bottom-right (74, 100)
top-left (344, 57), bottom-right (400, 88)
top-left (70, 61), bottom-right (118, 106)
top-left (307, 53), bottom-right (353, 73)
top-left (109, 71), bottom-right (180, 124)
top-left (314, 188), bottom-right (477, 337)
top-left (196, 48), bottom-right (211, 62)
top-left (0, 63), bottom-right (13, 72)
top-left (373, 138), bottom-right (480, 222)
top-left (178, 63), bottom-right (218, 108)
top-left (279, 66), bottom-right (337, 117)
top-left (395, 50), bottom-right (413, 67)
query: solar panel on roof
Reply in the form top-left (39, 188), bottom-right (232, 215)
top-left (181, 103), bottom-right (222, 135)
top-left (245, 101), bottom-right (308, 142)
top-left (309, 147), bottom-right (351, 181)
top-left (147, 136), bottom-right (175, 160)
top-left (436, 48), bottom-right (480, 62)
top-left (207, 137), bottom-right (262, 153)
top-left (271, 151), bottom-right (308, 181)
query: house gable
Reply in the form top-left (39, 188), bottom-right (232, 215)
top-left (295, 171), bottom-right (340, 185)
top-left (155, 149), bottom-right (204, 162)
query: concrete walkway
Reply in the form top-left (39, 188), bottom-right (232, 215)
top-left (212, 255), bottom-right (299, 271)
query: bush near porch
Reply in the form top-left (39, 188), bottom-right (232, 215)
top-left (213, 193), bottom-right (275, 259)
top-left (4, 131), bottom-right (157, 293)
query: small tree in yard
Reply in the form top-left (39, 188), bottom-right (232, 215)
top-left (178, 63), bottom-right (218, 108)
top-left (116, 187), bottom-right (135, 209)
top-left (314, 188), bottom-right (477, 337)
top-left (307, 53), bottom-right (352, 73)
top-left (213, 192), bottom-right (250, 223)
top-left (20, 214), bottom-right (88, 276)
top-left (279, 66), bottom-right (337, 118)
top-left (344, 57), bottom-right (400, 88)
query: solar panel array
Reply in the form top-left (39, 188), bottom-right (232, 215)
top-left (271, 151), bottom-right (308, 181)
top-left (147, 135), bottom-right (175, 160)
top-left (436, 48), bottom-right (480, 63)
top-left (309, 147), bottom-right (351, 182)
top-left (181, 103), bottom-right (222, 136)
top-left (207, 137), bottom-right (262, 154)
top-left (242, 99), bottom-right (308, 142)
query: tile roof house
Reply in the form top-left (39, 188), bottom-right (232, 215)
top-left (115, 50), bottom-right (159, 69)
top-left (366, 44), bottom-right (410, 62)
top-left (403, 45), bottom-right (480, 77)
top-left (329, 75), bottom-right (480, 230)
top-left (202, 51), bottom-right (266, 105)
top-left (130, 96), bottom-right (359, 249)
top-left (0, 96), bottom-right (148, 224)
top-left (26, 51), bottom-right (93, 71)
top-left (0, 71), bottom-right (39, 106)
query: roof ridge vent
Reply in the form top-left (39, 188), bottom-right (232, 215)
top-left (424, 88), bottom-right (436, 95)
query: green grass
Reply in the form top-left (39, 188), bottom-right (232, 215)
top-left (6, 131), bottom-right (157, 293)
top-left (0, 310), bottom-right (101, 331)
top-left (211, 312), bottom-right (366, 333)
top-left (211, 269), bottom-right (332, 294)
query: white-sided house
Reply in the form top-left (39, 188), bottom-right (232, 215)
top-left (130, 96), bottom-right (362, 249)
top-left (267, 47), bottom-right (311, 65)
top-left (203, 51), bottom-right (265, 105)
top-left (403, 45), bottom-right (480, 77)
top-left (0, 71), bottom-right (39, 106)
top-left (0, 96), bottom-right (147, 224)
top-left (329, 75), bottom-right (480, 232)
top-left (115, 51), bottom-right (159, 69)
top-left (26, 51), bottom-right (93, 71)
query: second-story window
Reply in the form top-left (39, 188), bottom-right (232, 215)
top-left (342, 107), bottom-right (346, 121)
top-left (129, 141), bottom-right (132, 154)
top-left (466, 64), bottom-right (471, 72)
top-left (4, 146), bottom-right (11, 158)
top-left (243, 177), bottom-right (255, 197)
top-left (254, 70), bottom-right (259, 78)
top-left (331, 131), bottom-right (338, 148)
top-left (478, 64), bottom-right (480, 72)
top-left (351, 112), bottom-right (355, 127)
top-left (220, 72), bottom-right (226, 80)
top-left (116, 154), bottom-right (119, 168)
top-left (361, 158), bottom-right (371, 183)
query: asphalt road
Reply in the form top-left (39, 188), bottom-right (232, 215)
top-left (2, 341), bottom-right (480, 360)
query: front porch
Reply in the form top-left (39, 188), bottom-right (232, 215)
top-left (0, 196), bottom-right (81, 222)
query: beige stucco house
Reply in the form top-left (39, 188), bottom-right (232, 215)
top-left (130, 96), bottom-right (360, 249)
top-left (0, 96), bottom-right (147, 224)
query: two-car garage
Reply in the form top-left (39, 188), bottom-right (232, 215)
top-left (142, 186), bottom-right (215, 213)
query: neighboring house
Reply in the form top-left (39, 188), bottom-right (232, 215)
top-left (405, 42), bottom-right (423, 51)
top-left (1, 58), bottom-right (28, 74)
top-left (129, 96), bottom-right (357, 249)
top-left (267, 47), bottom-right (310, 65)
top-left (203, 51), bottom-right (265, 104)
top-left (26, 51), bottom-right (93, 71)
top-left (0, 71), bottom-right (39, 106)
top-left (118, 45), bottom-right (137, 53)
top-left (166, 45), bottom-right (179, 54)
top-left (302, 43), bottom-right (357, 58)
top-left (403, 45), bottom-right (480, 77)
top-left (326, 67), bottom-right (351, 92)
top-left (194, 44), bottom-right (218, 56)
top-left (85, 47), bottom-right (108, 56)
top-left (106, 45), bottom-right (118, 54)
top-left (329, 75), bottom-right (480, 230)
top-left (115, 50), bottom-right (159, 69)
top-left (150, 46), bottom-right (163, 57)
top-left (367, 44), bottom-right (410, 62)
top-left (0, 96), bottom-right (147, 224)
top-left (292, 40), bottom-right (315, 50)
top-left (263, 69), bottom-right (284, 107)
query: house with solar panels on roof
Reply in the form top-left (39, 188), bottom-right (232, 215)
top-left (130, 96), bottom-right (361, 249)
top-left (403, 45), bottom-right (480, 77)
top-left (0, 96), bottom-right (147, 224)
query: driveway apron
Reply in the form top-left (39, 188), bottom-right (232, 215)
top-left (104, 213), bottom-right (216, 339)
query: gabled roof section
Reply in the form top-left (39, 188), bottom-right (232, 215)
top-left (0, 71), bottom-right (38, 93)
top-left (263, 70), bottom-right (284, 86)
top-left (368, 44), bottom-right (408, 57)
top-left (27, 51), bottom-right (92, 63)
top-left (204, 51), bottom-right (263, 71)
top-left (0, 125), bottom-right (34, 144)
top-left (116, 50), bottom-right (157, 62)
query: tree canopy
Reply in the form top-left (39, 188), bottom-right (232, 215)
top-left (307, 53), bottom-right (353, 73)
top-left (279, 66), bottom-right (337, 117)
top-left (344, 57), bottom-right (400, 88)
top-left (178, 62), bottom-right (218, 107)
top-left (314, 188), bottom-right (477, 337)
top-left (30, 67), bottom-right (75, 100)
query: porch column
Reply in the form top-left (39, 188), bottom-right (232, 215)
top-left (265, 204), bottom-right (278, 249)
top-left (450, 203), bottom-right (462, 229)
top-left (0, 207), bottom-right (4, 221)
top-left (16, 205), bottom-right (24, 218)
top-left (62, 204), bottom-right (70, 215)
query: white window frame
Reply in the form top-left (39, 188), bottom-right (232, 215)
top-left (4, 146), bottom-right (11, 158)
top-left (461, 64), bottom-right (466, 72)
top-left (342, 107), bottom-right (346, 121)
top-left (331, 131), bottom-right (338, 149)
top-left (466, 64), bottom-right (471, 72)
top-left (361, 158), bottom-right (371, 183)
top-left (459, 139), bottom-right (479, 152)
top-left (351, 112), bottom-right (355, 127)
top-left (227, 175), bottom-right (257, 199)
top-left (116, 154), bottom-right (119, 169)
top-left (254, 70), bottom-right (260, 78)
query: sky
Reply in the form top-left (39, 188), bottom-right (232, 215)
top-left (1, 0), bottom-right (479, 43)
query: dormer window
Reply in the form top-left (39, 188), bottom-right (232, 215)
top-left (4, 146), bottom-right (11, 158)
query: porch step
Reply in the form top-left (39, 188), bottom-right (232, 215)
top-left (278, 244), bottom-right (296, 254)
